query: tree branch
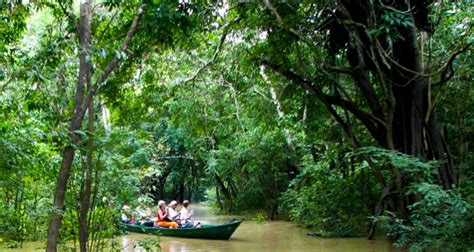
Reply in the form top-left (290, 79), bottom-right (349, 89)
top-left (183, 31), bottom-right (228, 84)
top-left (432, 42), bottom-right (472, 86)
top-left (183, 18), bottom-right (241, 84)
top-left (377, 41), bottom-right (472, 80)
top-left (58, 0), bottom-right (77, 29)
top-left (79, 4), bottom-right (145, 117)
top-left (258, 58), bottom-right (387, 146)
top-left (96, 10), bottom-right (119, 45)
top-left (258, 57), bottom-right (388, 185)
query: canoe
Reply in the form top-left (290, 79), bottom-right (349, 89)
top-left (122, 220), bottom-right (242, 240)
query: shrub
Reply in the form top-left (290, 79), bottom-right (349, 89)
top-left (379, 183), bottom-right (474, 251)
top-left (280, 154), bottom-right (379, 237)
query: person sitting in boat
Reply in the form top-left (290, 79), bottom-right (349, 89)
top-left (135, 205), bottom-right (154, 227)
top-left (167, 200), bottom-right (180, 222)
top-left (180, 200), bottom-right (200, 228)
top-left (120, 204), bottom-right (132, 224)
top-left (155, 200), bottom-right (178, 228)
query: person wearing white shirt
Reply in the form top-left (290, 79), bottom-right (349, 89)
top-left (180, 200), bottom-right (193, 220)
top-left (180, 200), bottom-right (200, 228)
top-left (135, 205), bottom-right (154, 226)
top-left (167, 200), bottom-right (180, 221)
top-left (121, 204), bottom-right (131, 223)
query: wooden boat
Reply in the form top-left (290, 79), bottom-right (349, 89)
top-left (122, 220), bottom-right (242, 240)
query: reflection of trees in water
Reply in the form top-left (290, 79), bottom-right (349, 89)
top-left (119, 206), bottom-right (402, 252)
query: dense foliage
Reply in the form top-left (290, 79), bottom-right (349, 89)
top-left (0, 0), bottom-right (472, 251)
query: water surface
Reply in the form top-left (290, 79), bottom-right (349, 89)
top-left (8, 205), bottom-right (404, 252)
top-left (121, 222), bottom-right (402, 252)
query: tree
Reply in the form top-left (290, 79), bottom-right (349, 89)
top-left (44, 0), bottom-right (209, 250)
top-left (1, 0), bottom-right (471, 249)
top-left (230, 0), bottom-right (471, 234)
top-left (46, 1), bottom-right (144, 250)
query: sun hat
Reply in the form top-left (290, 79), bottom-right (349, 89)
top-left (169, 200), bottom-right (178, 206)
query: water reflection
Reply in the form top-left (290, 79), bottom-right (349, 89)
top-left (8, 205), bottom-right (404, 252)
top-left (123, 205), bottom-right (403, 252)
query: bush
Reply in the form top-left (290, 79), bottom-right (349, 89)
top-left (379, 183), bottom-right (474, 251)
top-left (280, 154), bottom-right (379, 237)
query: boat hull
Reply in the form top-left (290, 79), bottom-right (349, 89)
top-left (123, 220), bottom-right (241, 240)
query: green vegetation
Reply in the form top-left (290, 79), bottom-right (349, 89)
top-left (0, 1), bottom-right (473, 251)
top-left (134, 238), bottom-right (162, 252)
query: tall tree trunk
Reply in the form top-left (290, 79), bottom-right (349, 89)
top-left (215, 186), bottom-right (223, 210)
top-left (79, 91), bottom-right (94, 251)
top-left (46, 3), bottom-right (144, 251)
top-left (379, 11), bottom-right (456, 219)
top-left (391, 19), bottom-right (456, 191)
top-left (47, 1), bottom-right (91, 251)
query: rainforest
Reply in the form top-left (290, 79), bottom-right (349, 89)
top-left (0, 1), bottom-right (473, 251)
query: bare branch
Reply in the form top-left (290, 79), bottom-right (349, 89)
top-left (252, 88), bottom-right (272, 102)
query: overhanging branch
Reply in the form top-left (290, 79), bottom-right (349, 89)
top-left (257, 58), bottom-right (387, 146)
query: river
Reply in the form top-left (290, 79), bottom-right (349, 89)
top-left (8, 205), bottom-right (404, 252)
